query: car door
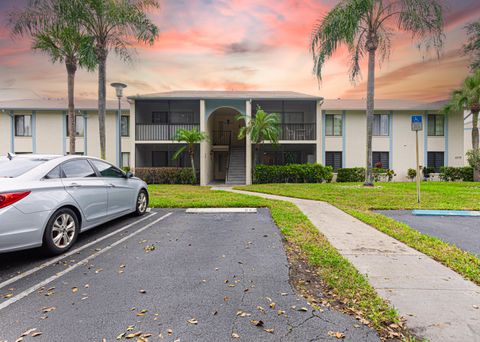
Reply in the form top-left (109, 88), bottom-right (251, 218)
top-left (89, 159), bottom-right (137, 216)
top-left (61, 159), bottom-right (108, 222)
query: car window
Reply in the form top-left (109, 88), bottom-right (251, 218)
top-left (90, 160), bottom-right (125, 178)
top-left (62, 160), bottom-right (96, 178)
top-left (45, 166), bottom-right (62, 179)
top-left (0, 157), bottom-right (49, 178)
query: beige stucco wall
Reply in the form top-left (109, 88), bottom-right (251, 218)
top-left (0, 109), bottom-right (129, 166)
top-left (448, 111), bottom-right (466, 167)
top-left (344, 111), bottom-right (366, 168)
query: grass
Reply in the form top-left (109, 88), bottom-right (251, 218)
top-left (237, 182), bottom-right (480, 285)
top-left (148, 185), bottom-right (401, 337)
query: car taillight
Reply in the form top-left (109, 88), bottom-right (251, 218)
top-left (0, 191), bottom-right (31, 209)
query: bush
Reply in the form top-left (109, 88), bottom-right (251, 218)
top-left (254, 163), bottom-right (333, 184)
top-left (134, 167), bottom-right (196, 184)
top-left (439, 166), bottom-right (474, 182)
top-left (336, 167), bottom-right (395, 182)
top-left (422, 166), bottom-right (435, 178)
top-left (121, 166), bottom-right (131, 173)
top-left (407, 168), bottom-right (417, 181)
top-left (336, 168), bottom-right (365, 182)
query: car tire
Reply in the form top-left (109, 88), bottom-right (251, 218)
top-left (43, 208), bottom-right (80, 255)
top-left (134, 189), bottom-right (149, 216)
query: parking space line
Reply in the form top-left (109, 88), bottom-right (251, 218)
top-left (186, 208), bottom-right (257, 213)
top-left (0, 212), bottom-right (172, 311)
top-left (0, 212), bottom-right (158, 291)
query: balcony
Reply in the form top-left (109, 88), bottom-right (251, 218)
top-left (136, 123), bottom-right (200, 141)
top-left (279, 123), bottom-right (316, 140)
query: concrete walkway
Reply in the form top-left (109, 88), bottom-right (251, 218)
top-left (215, 187), bottom-right (480, 342)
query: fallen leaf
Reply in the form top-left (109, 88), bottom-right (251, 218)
top-left (187, 318), bottom-right (198, 325)
top-left (127, 326), bottom-right (135, 331)
top-left (14, 338), bottom-right (23, 342)
top-left (298, 307), bottom-right (308, 312)
top-left (231, 332), bottom-right (240, 338)
top-left (116, 332), bottom-right (126, 339)
top-left (277, 310), bottom-right (285, 316)
top-left (31, 332), bottom-right (42, 337)
top-left (95, 268), bottom-right (103, 274)
top-left (473, 305), bottom-right (479, 309)
top-left (72, 287), bottom-right (78, 293)
top-left (4, 294), bottom-right (13, 298)
top-left (264, 328), bottom-right (274, 334)
top-left (250, 320), bottom-right (264, 327)
top-left (167, 329), bottom-right (173, 336)
top-left (144, 244), bottom-right (156, 252)
top-left (42, 307), bottom-right (56, 313)
top-left (139, 289), bottom-right (146, 294)
top-left (20, 328), bottom-right (36, 337)
top-left (269, 303), bottom-right (276, 309)
top-left (328, 331), bottom-right (346, 339)
top-left (256, 306), bottom-right (265, 313)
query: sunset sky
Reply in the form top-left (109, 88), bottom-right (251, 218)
top-left (0, 0), bottom-right (479, 102)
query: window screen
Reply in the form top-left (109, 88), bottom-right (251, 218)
top-left (373, 114), bottom-right (389, 136)
top-left (372, 152), bottom-right (389, 169)
top-left (325, 114), bottom-right (342, 136)
top-left (428, 115), bottom-right (444, 136)
top-left (325, 152), bottom-right (342, 171)
top-left (15, 115), bottom-right (32, 137)
top-left (427, 152), bottom-right (444, 172)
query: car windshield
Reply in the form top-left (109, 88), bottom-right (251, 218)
top-left (0, 157), bottom-right (51, 178)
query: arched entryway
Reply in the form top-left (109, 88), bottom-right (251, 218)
top-left (207, 107), bottom-right (246, 184)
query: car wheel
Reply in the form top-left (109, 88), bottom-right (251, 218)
top-left (135, 189), bottom-right (148, 216)
top-left (43, 208), bottom-right (79, 255)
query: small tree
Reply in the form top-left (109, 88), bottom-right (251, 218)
top-left (9, 0), bottom-right (96, 155)
top-left (237, 106), bottom-right (281, 169)
top-left (172, 128), bottom-right (208, 183)
top-left (444, 69), bottom-right (480, 181)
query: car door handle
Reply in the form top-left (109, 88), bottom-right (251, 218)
top-left (67, 183), bottom-right (82, 188)
top-left (108, 183), bottom-right (116, 188)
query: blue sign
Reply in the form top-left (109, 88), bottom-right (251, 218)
top-left (411, 115), bottom-right (423, 131)
top-left (412, 115), bottom-right (422, 123)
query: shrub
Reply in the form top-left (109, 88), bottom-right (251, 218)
top-left (439, 166), bottom-right (474, 182)
top-left (407, 168), bottom-right (416, 181)
top-left (422, 166), bottom-right (435, 178)
top-left (254, 163), bottom-right (333, 184)
top-left (134, 167), bottom-right (196, 184)
top-left (121, 166), bottom-right (131, 173)
top-left (336, 167), bottom-right (365, 182)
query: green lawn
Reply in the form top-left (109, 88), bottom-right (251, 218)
top-left (147, 185), bottom-right (401, 338)
top-left (238, 182), bottom-right (480, 285)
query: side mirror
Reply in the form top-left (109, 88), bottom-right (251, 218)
top-left (125, 171), bottom-right (134, 179)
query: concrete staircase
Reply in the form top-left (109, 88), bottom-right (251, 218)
top-left (226, 146), bottom-right (246, 185)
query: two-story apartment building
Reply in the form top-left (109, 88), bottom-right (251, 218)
top-left (128, 91), bottom-right (465, 184)
top-left (0, 95), bottom-right (130, 166)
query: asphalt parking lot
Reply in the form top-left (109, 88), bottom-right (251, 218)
top-left (0, 208), bottom-right (378, 342)
top-left (377, 210), bottom-right (480, 255)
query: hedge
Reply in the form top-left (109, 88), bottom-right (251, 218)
top-left (134, 167), bottom-right (196, 184)
top-left (254, 164), bottom-right (333, 184)
top-left (336, 167), bottom-right (395, 182)
top-left (439, 166), bottom-right (474, 182)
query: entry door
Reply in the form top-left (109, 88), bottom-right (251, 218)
top-left (214, 152), bottom-right (227, 180)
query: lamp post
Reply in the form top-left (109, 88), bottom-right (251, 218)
top-left (111, 82), bottom-right (127, 167)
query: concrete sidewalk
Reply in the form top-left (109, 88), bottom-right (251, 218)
top-left (216, 187), bottom-right (480, 342)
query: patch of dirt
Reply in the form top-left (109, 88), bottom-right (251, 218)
top-left (282, 240), bottom-right (413, 342)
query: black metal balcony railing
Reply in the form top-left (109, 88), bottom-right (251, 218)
top-left (136, 124), bottom-right (200, 141)
top-left (279, 123), bottom-right (316, 140)
top-left (212, 130), bottom-right (232, 145)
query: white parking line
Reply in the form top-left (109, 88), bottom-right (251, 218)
top-left (0, 212), bottom-right (158, 291)
top-left (0, 212), bottom-right (172, 311)
top-left (186, 208), bottom-right (257, 213)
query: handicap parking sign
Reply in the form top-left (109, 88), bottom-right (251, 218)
top-left (411, 115), bottom-right (423, 131)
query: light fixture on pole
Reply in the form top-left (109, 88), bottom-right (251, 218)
top-left (110, 82), bottom-right (127, 167)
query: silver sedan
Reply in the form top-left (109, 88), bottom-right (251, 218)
top-left (0, 154), bottom-right (149, 255)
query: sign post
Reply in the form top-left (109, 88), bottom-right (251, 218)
top-left (411, 115), bottom-right (423, 203)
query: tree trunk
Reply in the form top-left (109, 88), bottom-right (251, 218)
top-left (472, 110), bottom-right (480, 182)
top-left (97, 49), bottom-right (107, 160)
top-left (189, 148), bottom-right (196, 184)
top-left (66, 62), bottom-right (77, 155)
top-left (364, 47), bottom-right (376, 186)
top-left (472, 110), bottom-right (479, 150)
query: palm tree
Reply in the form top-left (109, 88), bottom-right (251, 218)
top-left (8, 0), bottom-right (96, 155)
top-left (237, 106), bottom-right (281, 169)
top-left (172, 128), bottom-right (208, 183)
top-left (75, 0), bottom-right (159, 159)
top-left (311, 0), bottom-right (444, 185)
top-left (444, 69), bottom-right (480, 181)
